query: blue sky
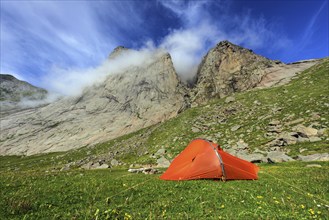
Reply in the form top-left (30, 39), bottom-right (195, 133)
top-left (0, 0), bottom-right (328, 93)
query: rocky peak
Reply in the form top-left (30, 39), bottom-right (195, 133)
top-left (0, 50), bottom-right (188, 155)
top-left (192, 40), bottom-right (276, 104)
top-left (215, 40), bottom-right (254, 53)
top-left (0, 74), bottom-right (47, 112)
top-left (108, 46), bottom-right (129, 59)
top-left (0, 74), bottom-right (16, 81)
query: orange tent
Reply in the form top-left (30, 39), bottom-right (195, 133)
top-left (160, 139), bottom-right (259, 181)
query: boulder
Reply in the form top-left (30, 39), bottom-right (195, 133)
top-left (231, 125), bottom-right (241, 132)
top-left (236, 140), bottom-right (249, 150)
top-left (267, 126), bottom-right (282, 133)
top-left (155, 148), bottom-right (166, 156)
top-left (278, 132), bottom-right (298, 145)
top-left (269, 120), bottom-right (280, 126)
top-left (225, 96), bottom-right (235, 103)
top-left (266, 151), bottom-right (294, 163)
top-left (110, 159), bottom-right (119, 166)
top-left (156, 156), bottom-right (171, 168)
top-left (236, 152), bottom-right (266, 163)
top-left (192, 127), bottom-right (200, 133)
top-left (81, 162), bottom-right (93, 170)
top-left (286, 118), bottom-right (304, 126)
top-left (297, 153), bottom-right (329, 161)
top-left (128, 167), bottom-right (160, 174)
top-left (309, 137), bottom-right (322, 142)
top-left (306, 164), bottom-right (322, 168)
top-left (95, 164), bottom-right (110, 169)
top-left (294, 124), bottom-right (318, 137)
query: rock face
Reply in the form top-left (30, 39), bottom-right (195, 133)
top-left (0, 41), bottom-right (322, 156)
top-left (0, 74), bottom-right (47, 112)
top-left (0, 49), bottom-right (188, 155)
top-left (192, 41), bottom-right (276, 104)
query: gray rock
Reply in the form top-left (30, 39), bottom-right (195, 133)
top-left (236, 152), bottom-right (266, 163)
top-left (225, 96), bottom-right (235, 103)
top-left (309, 137), bottom-right (321, 142)
top-left (286, 118), bottom-right (304, 126)
top-left (81, 162), bottom-right (93, 170)
top-left (306, 164), bottom-right (322, 168)
top-left (297, 137), bottom-right (310, 143)
top-left (156, 156), bottom-right (171, 168)
top-left (110, 159), bottom-right (119, 166)
top-left (60, 165), bottom-right (70, 171)
top-left (155, 148), bottom-right (166, 156)
top-left (236, 140), bottom-right (249, 149)
top-left (128, 167), bottom-right (160, 174)
top-left (299, 148), bottom-right (307, 153)
top-left (318, 128), bottom-right (327, 136)
top-left (267, 126), bottom-right (282, 133)
top-left (192, 127), bottom-right (200, 133)
top-left (278, 132), bottom-right (298, 145)
top-left (254, 100), bottom-right (261, 106)
top-left (294, 124), bottom-right (318, 137)
top-left (267, 151), bottom-right (294, 163)
top-left (95, 164), bottom-right (110, 169)
top-left (269, 120), bottom-right (281, 126)
top-left (231, 125), bottom-right (241, 132)
top-left (297, 153), bottom-right (329, 161)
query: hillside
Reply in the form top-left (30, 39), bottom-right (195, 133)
top-left (56, 57), bottom-right (328, 168)
top-left (0, 58), bottom-right (328, 219)
top-left (0, 49), bottom-right (188, 155)
top-left (0, 41), bottom-right (320, 156)
top-left (0, 74), bottom-right (47, 113)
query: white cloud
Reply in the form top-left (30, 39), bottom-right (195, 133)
top-left (160, 22), bottom-right (221, 82)
top-left (0, 1), bottom-right (118, 77)
top-left (158, 0), bottom-right (291, 80)
top-left (40, 48), bottom-right (166, 97)
top-left (1, 0), bottom-right (293, 99)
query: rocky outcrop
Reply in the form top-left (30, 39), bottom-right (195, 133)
top-left (0, 41), bottom-right (322, 156)
top-left (0, 74), bottom-right (47, 112)
top-left (0, 49), bottom-right (188, 155)
top-left (191, 41), bottom-right (276, 104)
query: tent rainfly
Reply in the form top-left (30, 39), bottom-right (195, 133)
top-left (160, 139), bottom-right (259, 181)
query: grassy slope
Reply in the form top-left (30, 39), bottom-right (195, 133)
top-left (0, 59), bottom-right (328, 219)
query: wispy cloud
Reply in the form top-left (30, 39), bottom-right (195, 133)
top-left (40, 48), bottom-right (166, 97)
top-left (1, 1), bottom-right (118, 84)
top-left (158, 0), bottom-right (290, 80)
top-left (1, 0), bottom-right (294, 96)
top-left (298, 0), bottom-right (327, 53)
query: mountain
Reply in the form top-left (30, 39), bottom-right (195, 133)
top-left (191, 41), bottom-right (319, 105)
top-left (191, 41), bottom-right (277, 104)
top-left (55, 57), bottom-right (328, 170)
top-left (0, 41), bottom-right (322, 156)
top-left (0, 49), bottom-right (188, 155)
top-left (0, 74), bottom-right (47, 112)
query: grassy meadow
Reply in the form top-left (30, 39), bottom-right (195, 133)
top-left (0, 162), bottom-right (328, 219)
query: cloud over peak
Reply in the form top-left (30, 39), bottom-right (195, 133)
top-left (1, 0), bottom-right (327, 97)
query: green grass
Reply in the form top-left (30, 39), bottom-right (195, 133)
top-left (0, 162), bottom-right (328, 219)
top-left (0, 59), bottom-right (328, 219)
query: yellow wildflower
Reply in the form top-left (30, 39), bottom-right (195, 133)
top-left (309, 208), bottom-right (315, 215)
top-left (301, 204), bottom-right (305, 209)
top-left (257, 196), bottom-right (263, 199)
top-left (124, 213), bottom-right (132, 220)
